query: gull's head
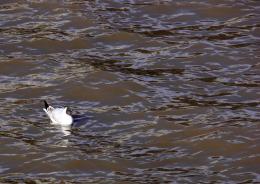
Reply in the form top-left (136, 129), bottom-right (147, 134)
top-left (65, 107), bottom-right (73, 116)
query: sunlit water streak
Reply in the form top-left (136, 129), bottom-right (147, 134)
top-left (0, 0), bottom-right (259, 183)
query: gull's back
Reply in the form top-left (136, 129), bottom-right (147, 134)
top-left (43, 101), bottom-right (73, 126)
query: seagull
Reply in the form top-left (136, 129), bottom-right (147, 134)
top-left (43, 100), bottom-right (73, 126)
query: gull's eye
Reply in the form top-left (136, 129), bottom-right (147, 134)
top-left (66, 107), bottom-right (72, 115)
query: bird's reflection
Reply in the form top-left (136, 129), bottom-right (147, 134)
top-left (50, 122), bottom-right (71, 136)
top-left (51, 114), bottom-right (90, 136)
top-left (60, 125), bottom-right (71, 136)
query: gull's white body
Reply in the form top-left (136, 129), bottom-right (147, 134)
top-left (43, 106), bottom-right (73, 126)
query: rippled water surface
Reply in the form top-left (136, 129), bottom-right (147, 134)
top-left (0, 0), bottom-right (260, 183)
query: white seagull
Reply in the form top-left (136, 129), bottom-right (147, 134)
top-left (43, 100), bottom-right (73, 126)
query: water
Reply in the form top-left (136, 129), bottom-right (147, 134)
top-left (0, 0), bottom-right (260, 183)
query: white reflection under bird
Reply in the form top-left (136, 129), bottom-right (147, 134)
top-left (43, 100), bottom-right (73, 126)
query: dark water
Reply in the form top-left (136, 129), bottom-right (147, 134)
top-left (0, 0), bottom-right (260, 183)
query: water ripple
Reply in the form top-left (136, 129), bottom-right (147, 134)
top-left (0, 0), bottom-right (259, 183)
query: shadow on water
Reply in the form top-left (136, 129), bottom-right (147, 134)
top-left (72, 114), bottom-right (91, 127)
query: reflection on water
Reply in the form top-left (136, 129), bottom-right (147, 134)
top-left (0, 0), bottom-right (260, 183)
top-left (51, 123), bottom-right (71, 137)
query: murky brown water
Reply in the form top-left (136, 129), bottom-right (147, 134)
top-left (0, 0), bottom-right (260, 183)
